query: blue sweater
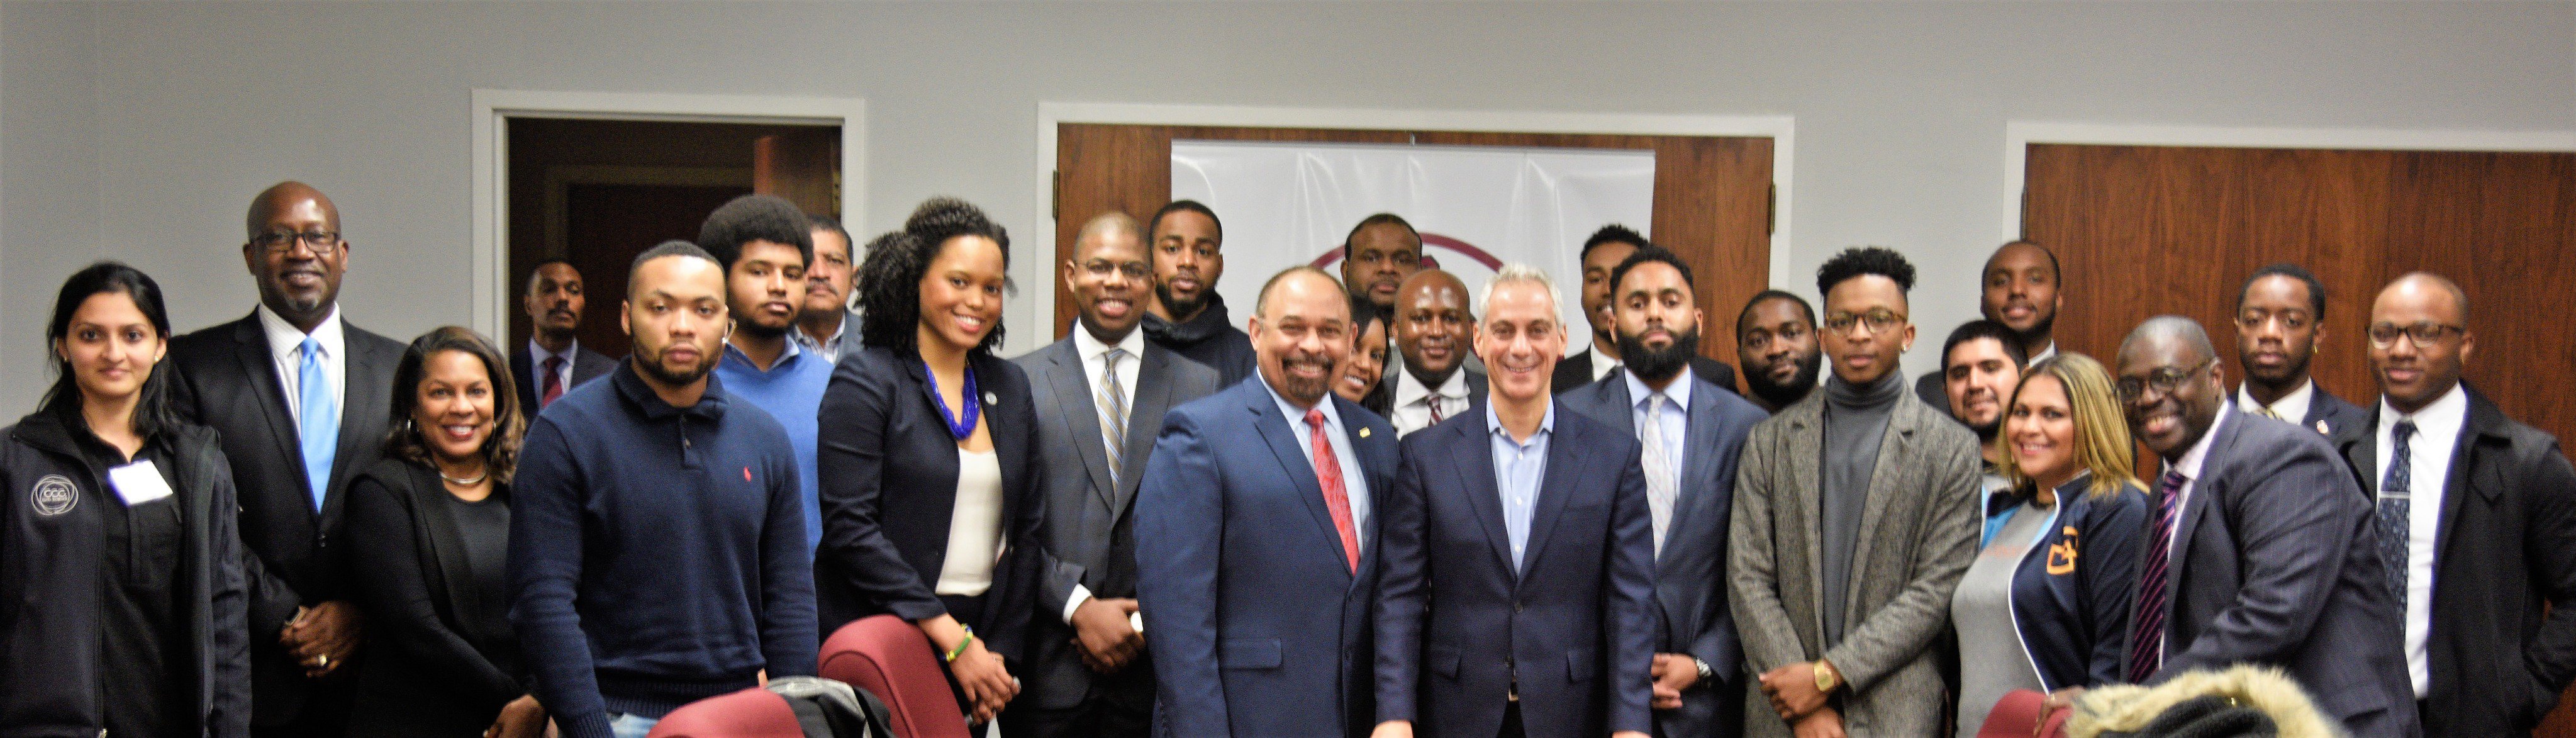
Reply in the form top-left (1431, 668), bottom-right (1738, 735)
top-left (510, 365), bottom-right (818, 738)
top-left (714, 340), bottom-right (833, 551)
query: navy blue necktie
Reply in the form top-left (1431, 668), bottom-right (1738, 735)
top-left (2376, 421), bottom-right (2417, 598)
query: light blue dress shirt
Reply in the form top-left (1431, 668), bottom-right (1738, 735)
top-left (1267, 383), bottom-right (1372, 549)
top-left (1622, 366), bottom-right (1692, 488)
top-left (1486, 402), bottom-right (1555, 572)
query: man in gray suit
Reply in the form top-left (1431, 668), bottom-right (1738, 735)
top-left (1562, 245), bottom-right (1768, 738)
top-left (1729, 247), bottom-right (1981, 738)
top-left (2112, 316), bottom-right (2418, 737)
top-left (1010, 212), bottom-right (1224, 738)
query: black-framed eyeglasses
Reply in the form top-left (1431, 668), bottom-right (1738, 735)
top-left (2117, 357), bottom-right (2216, 404)
top-left (2367, 321), bottom-right (2466, 349)
top-left (251, 230), bottom-right (342, 255)
top-left (1819, 309), bottom-right (1904, 335)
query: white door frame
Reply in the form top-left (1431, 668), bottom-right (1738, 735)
top-left (1030, 102), bottom-right (1795, 343)
top-left (1999, 121), bottom-right (2576, 243)
top-left (469, 89), bottom-right (867, 342)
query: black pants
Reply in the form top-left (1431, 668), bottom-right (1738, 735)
top-left (1498, 702), bottom-right (1526, 738)
top-left (1000, 657), bottom-right (1154, 738)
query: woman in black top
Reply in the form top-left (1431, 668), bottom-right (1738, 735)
top-left (0, 262), bottom-right (252, 737)
top-left (815, 198), bottom-right (1051, 727)
top-left (344, 327), bottom-right (545, 738)
top-left (1334, 296), bottom-right (1392, 416)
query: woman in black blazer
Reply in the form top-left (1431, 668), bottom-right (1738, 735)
top-left (816, 198), bottom-right (1050, 728)
top-left (344, 327), bottom-right (545, 738)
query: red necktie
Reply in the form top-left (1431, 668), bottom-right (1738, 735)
top-left (1427, 395), bottom-right (1446, 425)
top-left (541, 356), bottom-right (566, 408)
top-left (1305, 408), bottom-right (1360, 572)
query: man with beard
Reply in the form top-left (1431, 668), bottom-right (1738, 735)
top-left (1731, 247), bottom-right (1980, 738)
top-left (1734, 291), bottom-right (1822, 414)
top-left (511, 241), bottom-right (818, 738)
top-left (791, 215), bottom-right (865, 363)
top-left (1914, 241), bottom-right (2060, 410)
top-left (1938, 320), bottom-right (2027, 488)
top-left (514, 260), bottom-right (616, 413)
top-left (700, 194), bottom-right (834, 551)
top-left (1556, 225), bottom-right (1737, 395)
top-left (1138, 266), bottom-right (1400, 738)
top-left (2234, 264), bottom-right (2368, 437)
top-left (1340, 213), bottom-right (1425, 318)
top-left (1141, 200), bottom-right (1257, 384)
top-left (1011, 212), bottom-right (1222, 738)
top-left (1388, 270), bottom-right (1484, 438)
top-left (1562, 246), bottom-right (1768, 738)
top-left (2111, 316), bottom-right (2415, 737)
top-left (169, 181), bottom-right (406, 736)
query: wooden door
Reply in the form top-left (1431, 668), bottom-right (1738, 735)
top-left (1053, 123), bottom-right (1773, 383)
top-left (560, 183), bottom-right (752, 359)
top-left (755, 128), bottom-right (841, 218)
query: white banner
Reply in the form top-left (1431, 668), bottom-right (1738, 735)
top-left (1171, 140), bottom-right (1655, 353)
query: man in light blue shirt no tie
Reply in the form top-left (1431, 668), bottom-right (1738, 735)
top-left (699, 194), bottom-right (834, 549)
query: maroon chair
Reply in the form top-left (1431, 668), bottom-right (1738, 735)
top-left (644, 687), bottom-right (806, 738)
top-left (1978, 688), bottom-right (2073, 738)
top-left (819, 614), bottom-right (973, 738)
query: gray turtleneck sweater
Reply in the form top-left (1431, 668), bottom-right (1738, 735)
top-left (1819, 369), bottom-right (1905, 645)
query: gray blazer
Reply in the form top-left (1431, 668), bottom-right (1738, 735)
top-left (1012, 336), bottom-right (1222, 709)
top-left (1561, 368), bottom-right (1769, 738)
top-left (1727, 385), bottom-right (1981, 737)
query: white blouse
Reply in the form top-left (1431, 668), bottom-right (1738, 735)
top-left (933, 448), bottom-right (1005, 597)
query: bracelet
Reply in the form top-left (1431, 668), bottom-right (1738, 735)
top-left (945, 625), bottom-right (977, 663)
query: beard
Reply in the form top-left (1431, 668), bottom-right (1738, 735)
top-left (2014, 311), bottom-right (2056, 352)
top-left (1156, 281), bottom-right (1207, 321)
top-left (1273, 350), bottom-right (1337, 404)
top-left (637, 344), bottom-right (716, 388)
top-left (1746, 351), bottom-right (1823, 409)
top-left (1616, 326), bottom-right (1702, 385)
top-left (1970, 413), bottom-right (2002, 442)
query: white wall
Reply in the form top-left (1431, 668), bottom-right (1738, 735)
top-left (4, 1), bottom-right (2570, 414)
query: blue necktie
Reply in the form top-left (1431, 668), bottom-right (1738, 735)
top-left (2376, 421), bottom-right (2416, 598)
top-left (298, 337), bottom-right (338, 512)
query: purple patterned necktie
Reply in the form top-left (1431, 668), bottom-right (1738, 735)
top-left (2127, 469), bottom-right (2187, 683)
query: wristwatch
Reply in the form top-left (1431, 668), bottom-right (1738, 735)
top-left (1693, 657), bottom-right (1714, 683)
top-left (1813, 659), bottom-right (1841, 693)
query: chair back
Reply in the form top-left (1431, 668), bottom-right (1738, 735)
top-left (820, 614), bottom-right (973, 738)
top-left (645, 687), bottom-right (806, 738)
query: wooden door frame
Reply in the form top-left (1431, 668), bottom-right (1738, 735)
top-left (1027, 102), bottom-right (1795, 349)
top-left (1999, 121), bottom-right (2576, 243)
top-left (471, 89), bottom-right (867, 344)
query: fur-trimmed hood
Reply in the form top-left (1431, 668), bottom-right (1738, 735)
top-left (2070, 665), bottom-right (2342, 738)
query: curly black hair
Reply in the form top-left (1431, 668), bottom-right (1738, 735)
top-left (1605, 243), bottom-right (1695, 299)
top-left (857, 198), bottom-right (1012, 355)
top-left (2238, 262), bottom-right (2328, 321)
top-left (1815, 246), bottom-right (1916, 298)
top-left (697, 194), bottom-right (815, 272)
top-left (1581, 224), bottom-right (1649, 262)
top-left (1148, 199), bottom-right (1223, 243)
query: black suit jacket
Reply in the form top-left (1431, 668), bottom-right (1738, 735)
top-left (509, 343), bottom-right (616, 415)
top-left (813, 345), bottom-right (1051, 664)
top-left (169, 311), bottom-right (405, 725)
top-left (2123, 413), bottom-right (2419, 737)
top-left (1553, 347), bottom-right (1739, 397)
top-left (2333, 389), bottom-right (2576, 735)
top-left (343, 459), bottom-right (525, 738)
top-left (2300, 385), bottom-right (2371, 439)
top-left (1011, 337), bottom-right (1223, 709)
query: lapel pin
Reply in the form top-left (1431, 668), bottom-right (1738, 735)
top-left (1360, 427), bottom-right (1373, 439)
top-left (2315, 420), bottom-right (2331, 435)
top-left (984, 391), bottom-right (1000, 406)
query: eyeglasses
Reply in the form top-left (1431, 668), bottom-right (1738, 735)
top-left (252, 230), bottom-right (342, 255)
top-left (2116, 357), bottom-right (2216, 405)
top-left (2367, 321), bottom-right (2466, 349)
top-left (1819, 309), bottom-right (1904, 335)
top-left (2236, 308), bottom-right (2310, 332)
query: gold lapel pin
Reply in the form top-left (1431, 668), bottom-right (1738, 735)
top-left (1359, 427), bottom-right (1373, 439)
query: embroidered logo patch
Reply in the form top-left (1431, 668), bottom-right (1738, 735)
top-left (30, 474), bottom-right (76, 517)
top-left (2046, 526), bottom-right (2079, 574)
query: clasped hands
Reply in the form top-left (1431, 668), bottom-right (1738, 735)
top-left (285, 600), bottom-right (361, 678)
top-left (1758, 661), bottom-right (1843, 738)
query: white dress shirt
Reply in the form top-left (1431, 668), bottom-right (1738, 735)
top-left (2160, 402), bottom-right (2232, 555)
top-left (1623, 366), bottom-right (1693, 495)
top-left (256, 304), bottom-right (345, 420)
top-left (2027, 341), bottom-right (2058, 366)
top-left (2375, 383), bottom-right (2468, 697)
top-left (1391, 367), bottom-right (1473, 437)
top-left (1266, 381), bottom-right (1372, 549)
top-left (1059, 327), bottom-right (1148, 622)
top-left (1589, 347), bottom-right (1622, 383)
top-left (2237, 379), bottom-right (2316, 425)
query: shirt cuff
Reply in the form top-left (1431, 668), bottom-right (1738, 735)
top-left (1062, 584), bottom-right (1093, 624)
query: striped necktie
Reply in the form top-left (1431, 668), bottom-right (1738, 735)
top-left (1098, 348), bottom-right (1130, 488)
top-left (2128, 469), bottom-right (2187, 683)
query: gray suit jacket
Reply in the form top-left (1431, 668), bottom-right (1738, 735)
top-left (1013, 336), bottom-right (1222, 709)
top-left (1728, 385), bottom-right (1981, 737)
top-left (1562, 369), bottom-right (1769, 738)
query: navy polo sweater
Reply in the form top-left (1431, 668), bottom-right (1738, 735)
top-left (510, 365), bottom-right (818, 738)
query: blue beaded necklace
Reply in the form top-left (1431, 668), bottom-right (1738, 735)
top-left (923, 359), bottom-right (980, 440)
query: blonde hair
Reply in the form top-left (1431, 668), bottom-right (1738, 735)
top-left (2001, 352), bottom-right (2139, 500)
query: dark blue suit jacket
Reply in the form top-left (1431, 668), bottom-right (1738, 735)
top-left (1137, 376), bottom-right (1400, 738)
top-left (2301, 385), bottom-right (2371, 439)
top-left (1374, 403), bottom-right (1658, 738)
top-left (1559, 369), bottom-right (1766, 738)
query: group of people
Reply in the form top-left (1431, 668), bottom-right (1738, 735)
top-left (3, 177), bottom-right (2570, 738)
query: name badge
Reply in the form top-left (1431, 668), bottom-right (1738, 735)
top-left (108, 459), bottom-right (175, 506)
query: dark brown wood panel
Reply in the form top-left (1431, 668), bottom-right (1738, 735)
top-left (1054, 123), bottom-right (1772, 380)
top-left (560, 183), bottom-right (750, 359)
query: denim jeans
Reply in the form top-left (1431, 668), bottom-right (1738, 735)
top-left (606, 712), bottom-right (660, 738)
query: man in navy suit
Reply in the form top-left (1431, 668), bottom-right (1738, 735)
top-left (2112, 316), bottom-right (2417, 737)
top-left (1372, 264), bottom-right (1656, 738)
top-left (1561, 246), bottom-right (1766, 738)
top-left (1138, 266), bottom-right (1401, 738)
top-left (2231, 264), bottom-right (2368, 437)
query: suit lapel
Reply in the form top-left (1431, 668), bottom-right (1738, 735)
top-left (1781, 400), bottom-right (1828, 628)
top-left (327, 328), bottom-right (393, 523)
top-left (1670, 383), bottom-right (1726, 567)
top-left (1448, 416), bottom-right (1517, 576)
top-left (1119, 349), bottom-right (1183, 510)
top-left (2163, 418), bottom-right (2241, 616)
top-left (2436, 393), bottom-right (2507, 580)
top-left (1519, 409), bottom-right (1581, 579)
top-left (406, 463), bottom-right (496, 645)
top-left (1247, 389), bottom-right (1347, 578)
top-left (1044, 343), bottom-right (1119, 512)
top-left (1841, 404), bottom-right (1918, 623)
top-left (228, 316), bottom-right (311, 517)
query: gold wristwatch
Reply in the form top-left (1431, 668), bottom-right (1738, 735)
top-left (1813, 659), bottom-right (1842, 693)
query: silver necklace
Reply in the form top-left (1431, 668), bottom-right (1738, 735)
top-left (439, 467), bottom-right (489, 486)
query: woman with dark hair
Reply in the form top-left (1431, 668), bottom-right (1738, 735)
top-left (343, 327), bottom-right (545, 738)
top-left (1334, 296), bottom-right (1393, 416)
top-left (815, 198), bottom-right (1052, 728)
top-left (1, 261), bottom-right (251, 737)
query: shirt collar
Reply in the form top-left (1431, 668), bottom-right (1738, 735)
top-left (1265, 377), bottom-right (1341, 430)
top-left (720, 336), bottom-right (804, 372)
top-left (2236, 379), bottom-right (2316, 422)
top-left (2379, 382), bottom-right (2469, 439)
top-left (1485, 400), bottom-right (1556, 447)
top-left (529, 337), bottom-right (579, 366)
top-left (2028, 341), bottom-right (2058, 365)
top-left (1588, 347), bottom-right (1621, 382)
top-left (2172, 400), bottom-right (2232, 482)
top-left (1621, 365), bottom-right (1695, 413)
top-left (1395, 366), bottom-right (1471, 408)
top-left (1072, 325), bottom-right (1147, 364)
top-left (256, 303), bottom-right (343, 361)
